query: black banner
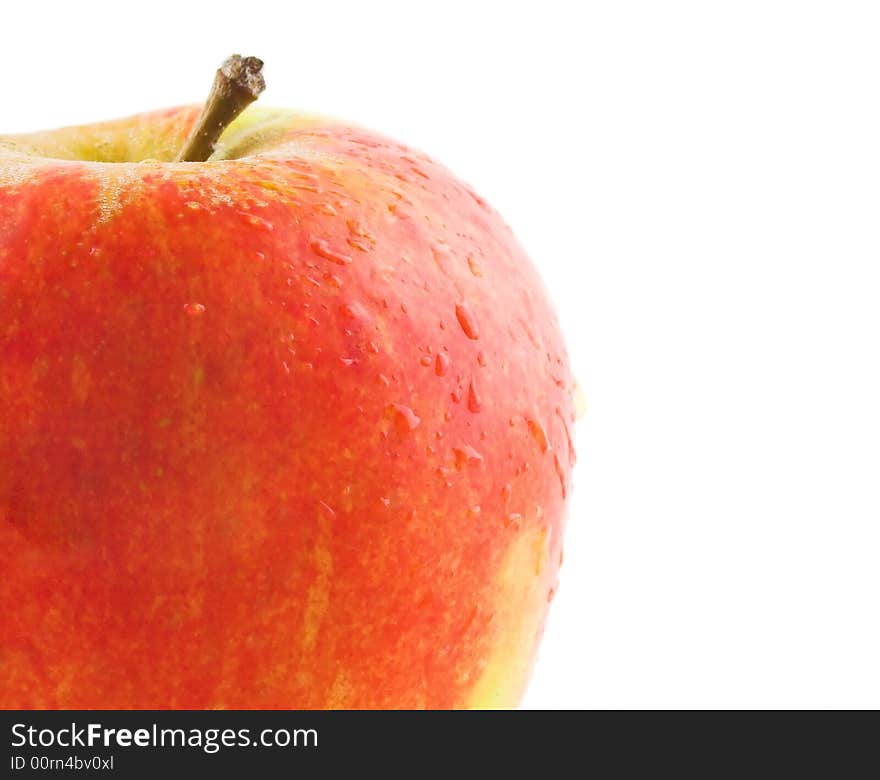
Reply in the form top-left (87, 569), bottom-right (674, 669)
top-left (1, 709), bottom-right (875, 775)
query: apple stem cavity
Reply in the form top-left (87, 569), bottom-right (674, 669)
top-left (176, 54), bottom-right (266, 163)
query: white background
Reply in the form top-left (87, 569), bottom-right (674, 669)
top-left (6, 1), bottom-right (879, 709)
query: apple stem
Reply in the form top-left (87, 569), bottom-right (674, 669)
top-left (176, 55), bottom-right (266, 163)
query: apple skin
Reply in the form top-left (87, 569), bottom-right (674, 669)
top-left (0, 106), bottom-right (574, 709)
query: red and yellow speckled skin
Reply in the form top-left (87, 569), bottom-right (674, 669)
top-left (0, 107), bottom-right (574, 709)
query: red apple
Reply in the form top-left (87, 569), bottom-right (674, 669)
top-left (0, 57), bottom-right (575, 709)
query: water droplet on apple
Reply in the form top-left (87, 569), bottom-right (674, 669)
top-left (455, 302), bottom-right (480, 340)
top-left (431, 243), bottom-right (451, 276)
top-left (410, 164), bottom-right (431, 180)
top-left (467, 380), bottom-right (482, 413)
top-left (419, 355), bottom-right (432, 367)
top-left (526, 418), bottom-right (550, 454)
top-left (553, 452), bottom-right (567, 499)
top-left (435, 353), bottom-right (450, 376)
top-left (310, 239), bottom-right (352, 266)
top-left (244, 213), bottom-right (274, 231)
top-left (467, 255), bottom-right (483, 277)
top-left (347, 236), bottom-right (372, 252)
top-left (453, 445), bottom-right (483, 469)
top-left (505, 512), bottom-right (522, 528)
top-left (557, 410), bottom-right (576, 465)
top-left (347, 218), bottom-right (374, 240)
top-left (340, 301), bottom-right (369, 321)
top-left (183, 303), bottom-right (206, 316)
top-left (386, 403), bottom-right (421, 432)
